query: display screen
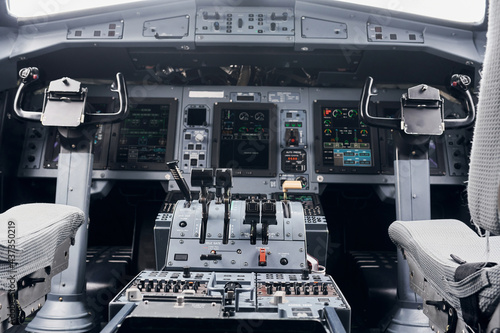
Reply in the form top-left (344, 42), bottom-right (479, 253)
top-left (321, 107), bottom-right (372, 167)
top-left (212, 103), bottom-right (277, 177)
top-left (109, 98), bottom-right (178, 170)
top-left (116, 104), bottom-right (169, 164)
top-left (219, 108), bottom-right (270, 169)
top-left (187, 108), bottom-right (206, 126)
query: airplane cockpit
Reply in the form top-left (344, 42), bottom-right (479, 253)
top-left (0, 1), bottom-right (496, 332)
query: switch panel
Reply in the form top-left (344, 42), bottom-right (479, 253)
top-left (196, 7), bottom-right (294, 35)
top-left (20, 124), bottom-right (46, 170)
top-left (181, 105), bottom-right (210, 173)
top-left (67, 21), bottom-right (123, 39)
top-left (281, 149), bottom-right (307, 173)
top-left (181, 129), bottom-right (209, 172)
top-left (367, 23), bottom-right (424, 43)
top-left (280, 110), bottom-right (307, 148)
top-left (445, 131), bottom-right (471, 176)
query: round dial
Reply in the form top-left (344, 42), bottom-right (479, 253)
top-left (239, 112), bottom-right (249, 121)
top-left (254, 112), bottom-right (265, 121)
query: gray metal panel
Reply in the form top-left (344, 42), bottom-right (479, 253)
top-left (195, 7), bottom-right (294, 36)
top-left (143, 16), bottom-right (189, 39)
top-left (165, 200), bottom-right (307, 272)
top-left (67, 20), bottom-right (124, 39)
top-left (301, 17), bottom-right (347, 39)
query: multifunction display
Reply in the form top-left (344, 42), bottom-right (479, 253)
top-left (212, 103), bottom-right (277, 177)
top-left (314, 101), bottom-right (378, 174)
top-left (321, 107), bottom-right (371, 167)
top-left (109, 98), bottom-right (178, 170)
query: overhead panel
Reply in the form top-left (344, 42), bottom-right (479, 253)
top-left (195, 7), bottom-right (294, 36)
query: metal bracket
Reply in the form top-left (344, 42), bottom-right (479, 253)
top-left (41, 77), bottom-right (87, 127)
top-left (401, 84), bottom-right (444, 136)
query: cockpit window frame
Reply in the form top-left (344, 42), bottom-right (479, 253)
top-left (1, 0), bottom-right (489, 31)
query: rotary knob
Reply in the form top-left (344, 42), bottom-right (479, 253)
top-left (195, 133), bottom-right (205, 142)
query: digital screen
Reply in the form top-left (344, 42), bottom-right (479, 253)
top-left (187, 108), bottom-right (206, 126)
top-left (116, 104), bottom-right (170, 164)
top-left (219, 108), bottom-right (270, 170)
top-left (321, 107), bottom-right (372, 167)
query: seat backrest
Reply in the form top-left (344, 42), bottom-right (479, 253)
top-left (468, 1), bottom-right (500, 235)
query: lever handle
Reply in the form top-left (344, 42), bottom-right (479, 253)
top-left (359, 76), bottom-right (400, 129)
top-left (13, 67), bottom-right (43, 121)
top-left (86, 72), bottom-right (129, 123)
top-left (444, 74), bottom-right (476, 129)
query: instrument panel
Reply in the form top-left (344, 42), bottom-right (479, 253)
top-left (313, 101), bottom-right (378, 174)
top-left (17, 85), bottom-right (471, 193)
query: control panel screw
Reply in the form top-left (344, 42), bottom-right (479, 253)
top-left (244, 262), bottom-right (248, 266)
top-left (300, 263), bottom-right (304, 267)
top-left (168, 262), bottom-right (173, 266)
top-left (218, 233), bottom-right (222, 237)
top-left (298, 233), bottom-right (303, 237)
top-left (207, 233), bottom-right (212, 237)
top-left (231, 233), bottom-right (235, 238)
top-left (237, 249), bottom-right (242, 254)
top-left (299, 248), bottom-right (304, 252)
top-left (195, 233), bottom-right (199, 237)
top-left (286, 233), bottom-right (291, 237)
top-left (286, 221), bottom-right (290, 224)
top-left (231, 241), bottom-right (235, 245)
top-left (180, 232), bottom-right (185, 237)
top-left (204, 262), bottom-right (209, 267)
top-left (231, 260), bottom-right (236, 264)
top-left (179, 240), bottom-right (184, 244)
top-left (276, 233), bottom-right (280, 236)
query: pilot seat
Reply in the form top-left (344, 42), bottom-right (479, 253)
top-left (389, 1), bottom-right (500, 332)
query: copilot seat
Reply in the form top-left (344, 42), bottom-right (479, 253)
top-left (0, 204), bottom-right (83, 331)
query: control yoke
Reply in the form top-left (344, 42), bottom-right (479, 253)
top-left (359, 75), bottom-right (475, 134)
top-left (13, 67), bottom-right (129, 125)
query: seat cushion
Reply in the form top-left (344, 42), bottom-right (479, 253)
top-left (0, 203), bottom-right (84, 289)
top-left (389, 219), bottom-right (500, 316)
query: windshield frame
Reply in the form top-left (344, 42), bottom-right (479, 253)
top-left (3, 0), bottom-right (489, 31)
